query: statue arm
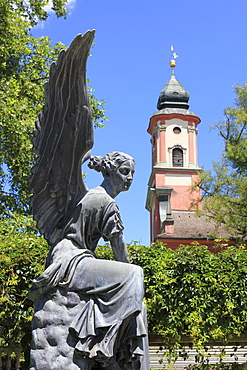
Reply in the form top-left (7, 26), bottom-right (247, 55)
top-left (109, 233), bottom-right (130, 263)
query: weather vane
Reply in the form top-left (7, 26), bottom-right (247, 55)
top-left (170, 45), bottom-right (178, 68)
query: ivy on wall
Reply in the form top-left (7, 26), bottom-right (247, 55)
top-left (127, 242), bottom-right (247, 353)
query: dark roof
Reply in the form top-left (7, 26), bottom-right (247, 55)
top-left (153, 107), bottom-right (197, 117)
top-left (157, 69), bottom-right (190, 110)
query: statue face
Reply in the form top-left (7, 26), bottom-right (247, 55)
top-left (110, 159), bottom-right (135, 194)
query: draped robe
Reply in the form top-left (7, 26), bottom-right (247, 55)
top-left (29, 186), bottom-right (150, 369)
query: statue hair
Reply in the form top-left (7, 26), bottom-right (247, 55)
top-left (88, 151), bottom-right (134, 174)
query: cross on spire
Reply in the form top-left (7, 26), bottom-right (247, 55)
top-left (170, 45), bottom-right (178, 68)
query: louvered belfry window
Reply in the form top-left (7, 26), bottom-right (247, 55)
top-left (172, 148), bottom-right (183, 167)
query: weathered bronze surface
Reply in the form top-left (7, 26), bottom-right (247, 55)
top-left (29, 31), bottom-right (149, 370)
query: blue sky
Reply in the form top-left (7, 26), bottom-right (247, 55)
top-left (32, 0), bottom-right (247, 246)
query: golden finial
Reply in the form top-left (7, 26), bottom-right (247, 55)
top-left (170, 45), bottom-right (178, 68)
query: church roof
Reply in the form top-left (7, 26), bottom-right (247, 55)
top-left (157, 68), bottom-right (190, 111)
top-left (152, 107), bottom-right (197, 117)
top-left (157, 211), bottom-right (233, 241)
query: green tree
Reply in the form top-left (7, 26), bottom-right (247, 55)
top-left (0, 213), bottom-right (48, 363)
top-left (194, 84), bottom-right (247, 241)
top-left (1, 0), bottom-right (69, 26)
top-left (0, 2), bottom-right (107, 367)
top-left (0, 0), bottom-right (107, 215)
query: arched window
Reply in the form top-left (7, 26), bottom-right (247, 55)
top-left (172, 148), bottom-right (183, 167)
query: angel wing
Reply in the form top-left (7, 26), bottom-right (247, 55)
top-left (30, 30), bottom-right (95, 245)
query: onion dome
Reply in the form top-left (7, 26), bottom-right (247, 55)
top-left (157, 59), bottom-right (190, 110)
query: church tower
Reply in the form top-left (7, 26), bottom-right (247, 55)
top-left (146, 53), bottom-right (202, 245)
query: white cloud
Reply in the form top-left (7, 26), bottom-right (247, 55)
top-left (66, 0), bottom-right (77, 11)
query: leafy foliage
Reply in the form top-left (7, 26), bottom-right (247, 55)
top-left (0, 213), bottom-right (48, 348)
top-left (2, 237), bottom-right (247, 363)
top-left (0, 0), bottom-right (107, 215)
top-left (186, 363), bottom-right (240, 370)
top-left (100, 242), bottom-right (247, 355)
top-left (0, 3), bottom-right (107, 363)
top-left (1, 0), bottom-right (69, 26)
top-left (194, 84), bottom-right (247, 241)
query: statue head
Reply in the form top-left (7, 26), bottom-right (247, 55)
top-left (88, 151), bottom-right (135, 197)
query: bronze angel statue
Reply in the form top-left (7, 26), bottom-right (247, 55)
top-left (28, 31), bottom-right (150, 370)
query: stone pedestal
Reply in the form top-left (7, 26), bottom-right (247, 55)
top-left (30, 287), bottom-right (91, 370)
